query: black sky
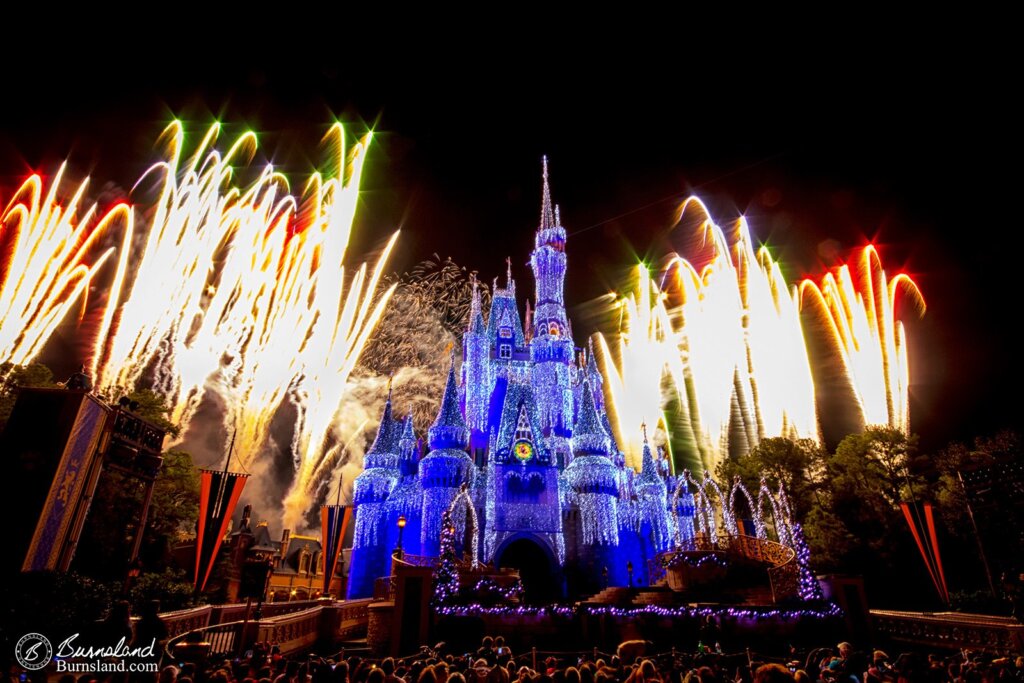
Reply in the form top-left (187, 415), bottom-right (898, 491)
top-left (0, 41), bottom-right (1017, 452)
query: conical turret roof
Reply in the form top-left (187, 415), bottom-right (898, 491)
top-left (428, 359), bottom-right (470, 450)
top-left (573, 380), bottom-right (610, 456)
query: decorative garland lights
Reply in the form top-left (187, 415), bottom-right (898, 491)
top-left (432, 511), bottom-right (460, 607)
top-left (434, 602), bottom-right (842, 620)
top-left (792, 521), bottom-right (825, 601)
top-left (669, 553), bottom-right (730, 569)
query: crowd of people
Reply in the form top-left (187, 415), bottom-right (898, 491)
top-left (12, 635), bottom-right (1023, 683)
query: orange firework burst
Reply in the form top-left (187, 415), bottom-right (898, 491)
top-left (0, 166), bottom-right (132, 375)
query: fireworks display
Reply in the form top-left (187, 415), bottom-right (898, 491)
top-left (1, 121), bottom-right (926, 527)
top-left (1, 122), bottom-right (398, 528)
top-left (597, 197), bottom-right (923, 474)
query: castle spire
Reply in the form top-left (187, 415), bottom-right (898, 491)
top-left (587, 337), bottom-right (600, 375)
top-left (428, 354), bottom-right (470, 450)
top-left (540, 156), bottom-right (556, 230)
top-left (367, 388), bottom-right (397, 456)
top-left (401, 413), bottom-right (415, 442)
top-left (468, 275), bottom-right (485, 334)
top-left (639, 425), bottom-right (661, 485)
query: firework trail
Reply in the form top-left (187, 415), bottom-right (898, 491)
top-left (1, 121), bottom-right (398, 527)
top-left (799, 245), bottom-right (925, 436)
top-left (85, 122), bottom-right (396, 525)
top-left (0, 167), bottom-right (132, 373)
top-left (597, 197), bottom-right (919, 474)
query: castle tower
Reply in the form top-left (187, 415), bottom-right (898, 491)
top-left (564, 380), bottom-right (622, 588)
top-left (462, 279), bottom-right (490, 449)
top-left (347, 391), bottom-right (400, 598)
top-left (530, 158), bottom-right (576, 447)
top-left (419, 359), bottom-right (475, 557)
top-left (636, 427), bottom-right (671, 581)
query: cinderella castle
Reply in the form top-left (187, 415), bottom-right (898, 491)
top-left (347, 161), bottom-right (675, 600)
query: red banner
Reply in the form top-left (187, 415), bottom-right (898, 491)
top-left (321, 505), bottom-right (352, 597)
top-left (194, 469), bottom-right (249, 592)
top-left (924, 503), bottom-right (949, 603)
top-left (900, 501), bottom-right (948, 603)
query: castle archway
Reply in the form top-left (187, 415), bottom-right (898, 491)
top-left (494, 534), bottom-right (560, 604)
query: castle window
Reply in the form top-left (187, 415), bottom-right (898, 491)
top-left (548, 321), bottom-right (560, 337)
top-left (299, 550), bottom-right (310, 574)
top-left (499, 344), bottom-right (512, 359)
top-left (499, 325), bottom-right (512, 338)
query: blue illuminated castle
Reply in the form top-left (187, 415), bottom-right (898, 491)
top-left (347, 160), bottom-right (674, 599)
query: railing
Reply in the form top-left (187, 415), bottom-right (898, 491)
top-left (165, 599), bottom-right (374, 662)
top-left (662, 533), bottom-right (795, 568)
top-left (394, 553), bottom-right (494, 574)
top-left (256, 606), bottom-right (323, 654)
top-left (373, 576), bottom-right (398, 602)
top-left (165, 619), bottom-right (246, 661)
top-left (870, 609), bottom-right (1024, 652)
top-left (767, 561), bottom-right (800, 602)
top-left (334, 599), bottom-right (372, 640)
top-left (160, 605), bottom-right (214, 638)
top-left (393, 553), bottom-right (440, 568)
top-left (654, 533), bottom-right (799, 602)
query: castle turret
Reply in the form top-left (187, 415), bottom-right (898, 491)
top-left (530, 158), bottom-right (575, 442)
top-left (637, 427), bottom-right (670, 554)
top-left (419, 359), bottom-right (475, 556)
top-left (564, 380), bottom-right (621, 586)
top-left (347, 391), bottom-right (400, 598)
top-left (463, 279), bottom-right (490, 448)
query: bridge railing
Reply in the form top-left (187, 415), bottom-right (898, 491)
top-left (165, 599), bottom-right (374, 662)
top-left (165, 619), bottom-right (246, 662)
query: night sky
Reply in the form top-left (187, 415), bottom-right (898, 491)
top-left (1, 46), bottom-right (1016, 453)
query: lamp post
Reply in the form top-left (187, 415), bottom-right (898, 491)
top-left (396, 515), bottom-right (407, 560)
top-left (627, 561), bottom-right (634, 588)
top-left (602, 566), bottom-right (609, 589)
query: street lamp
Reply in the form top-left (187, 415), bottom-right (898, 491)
top-left (627, 561), bottom-right (634, 588)
top-left (396, 515), bottom-right (407, 560)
